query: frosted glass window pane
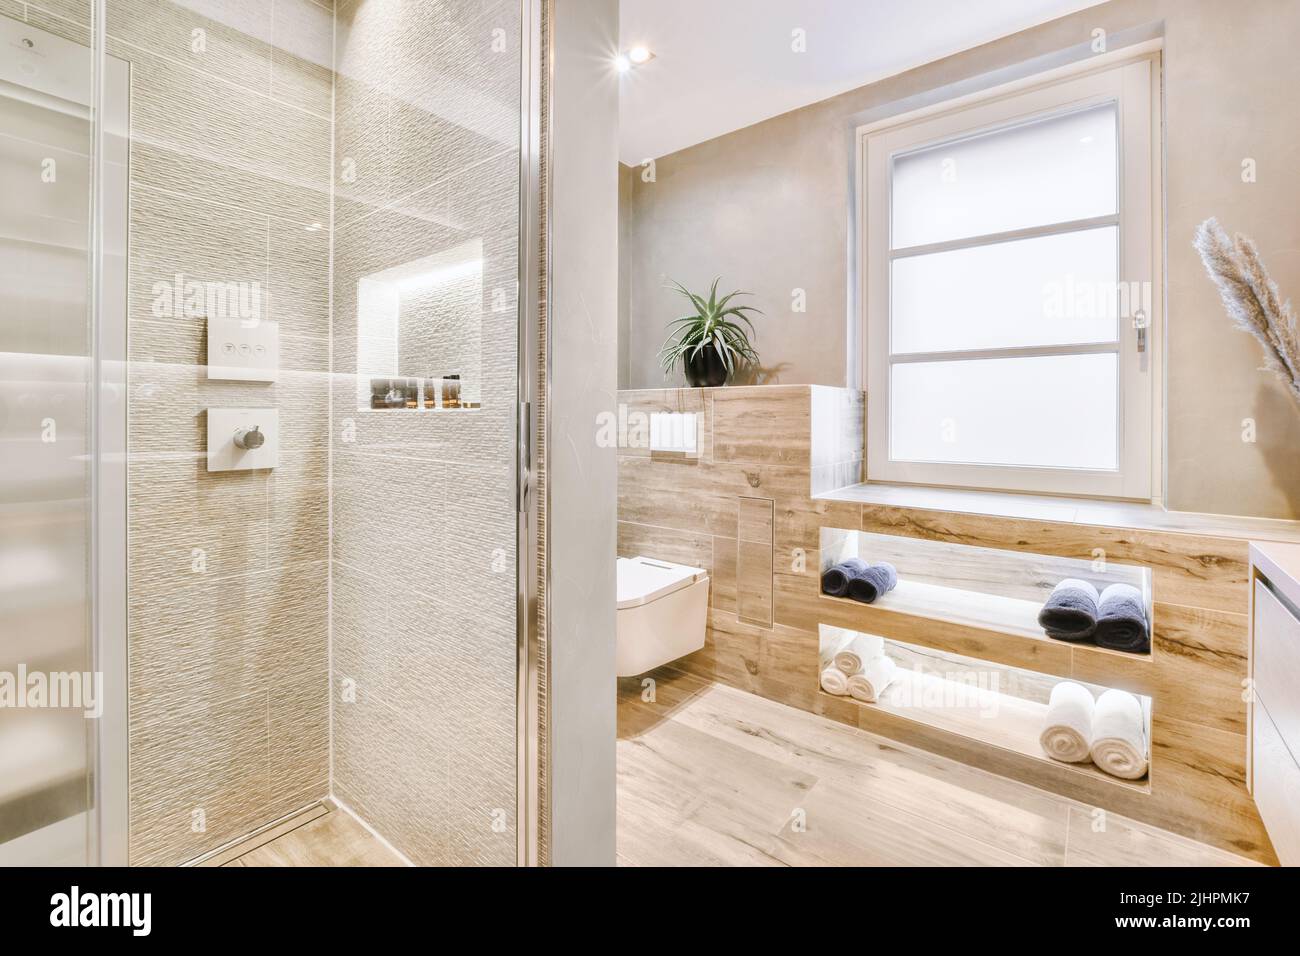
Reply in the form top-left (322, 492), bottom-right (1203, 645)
top-left (890, 354), bottom-right (1117, 470)
top-left (892, 104), bottom-right (1117, 249)
top-left (892, 227), bottom-right (1119, 353)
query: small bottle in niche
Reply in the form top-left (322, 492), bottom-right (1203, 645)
top-left (424, 376), bottom-right (441, 409)
top-left (371, 377), bottom-right (406, 409)
top-left (442, 373), bottom-right (461, 409)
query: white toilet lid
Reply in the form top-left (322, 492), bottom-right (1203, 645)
top-left (617, 556), bottom-right (708, 609)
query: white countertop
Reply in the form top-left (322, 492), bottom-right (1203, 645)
top-left (1250, 541), bottom-right (1300, 608)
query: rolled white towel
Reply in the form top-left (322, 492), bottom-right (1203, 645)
top-left (820, 666), bottom-right (850, 696)
top-left (847, 656), bottom-right (896, 703)
top-left (832, 633), bottom-right (886, 676)
top-left (819, 628), bottom-right (853, 668)
top-left (1090, 688), bottom-right (1148, 779)
top-left (1039, 681), bottom-right (1095, 763)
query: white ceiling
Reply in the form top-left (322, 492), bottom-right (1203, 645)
top-left (618, 0), bottom-right (1106, 165)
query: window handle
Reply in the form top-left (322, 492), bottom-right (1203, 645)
top-left (1133, 309), bottom-right (1148, 353)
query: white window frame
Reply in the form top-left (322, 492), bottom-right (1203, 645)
top-left (858, 50), bottom-right (1163, 500)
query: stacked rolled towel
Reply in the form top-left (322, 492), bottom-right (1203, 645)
top-left (832, 633), bottom-right (885, 676)
top-left (820, 558), bottom-right (867, 597)
top-left (820, 631), bottom-right (896, 700)
top-left (1038, 681), bottom-right (1095, 763)
top-left (1037, 578), bottom-right (1100, 642)
top-left (819, 635), bottom-right (851, 696)
top-left (820, 559), bottom-right (898, 604)
top-left (847, 656), bottom-right (897, 703)
top-left (1094, 583), bottom-right (1150, 654)
top-left (847, 561), bottom-right (897, 604)
top-left (1090, 689), bottom-right (1148, 779)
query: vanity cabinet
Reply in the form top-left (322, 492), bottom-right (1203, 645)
top-left (1248, 542), bottom-right (1300, 866)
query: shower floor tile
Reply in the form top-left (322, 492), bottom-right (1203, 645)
top-left (218, 806), bottom-right (405, 867)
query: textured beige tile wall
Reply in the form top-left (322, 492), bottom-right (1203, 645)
top-left (328, 0), bottom-right (520, 866)
top-left (619, 0), bottom-right (1300, 519)
top-left (14, 0), bottom-right (339, 865)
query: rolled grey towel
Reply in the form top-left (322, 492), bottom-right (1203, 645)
top-left (846, 561), bottom-right (897, 604)
top-left (1095, 583), bottom-right (1150, 653)
top-left (821, 558), bottom-right (868, 597)
top-left (1037, 578), bottom-right (1100, 641)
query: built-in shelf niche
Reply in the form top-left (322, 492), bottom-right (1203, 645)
top-left (820, 527), bottom-right (1154, 660)
top-left (819, 624), bottom-right (1153, 791)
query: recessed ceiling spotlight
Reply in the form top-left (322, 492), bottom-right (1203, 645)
top-left (616, 46), bottom-right (655, 73)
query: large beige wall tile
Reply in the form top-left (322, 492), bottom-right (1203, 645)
top-left (329, 0), bottom-right (522, 865)
top-left (117, 0), bottom-right (335, 864)
top-left (128, 689), bottom-right (271, 866)
top-left (108, 0), bottom-right (273, 94)
top-left (270, 0), bottom-right (335, 117)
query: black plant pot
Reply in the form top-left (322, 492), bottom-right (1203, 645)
top-left (683, 348), bottom-right (728, 387)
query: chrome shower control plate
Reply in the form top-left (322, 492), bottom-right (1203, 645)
top-left (207, 408), bottom-right (279, 471)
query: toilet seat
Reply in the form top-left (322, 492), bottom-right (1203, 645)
top-left (615, 556), bottom-right (710, 677)
top-left (617, 556), bottom-right (708, 609)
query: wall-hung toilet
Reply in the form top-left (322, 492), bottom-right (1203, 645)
top-left (616, 556), bottom-right (710, 677)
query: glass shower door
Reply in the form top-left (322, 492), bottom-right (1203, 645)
top-left (0, 13), bottom-right (96, 866)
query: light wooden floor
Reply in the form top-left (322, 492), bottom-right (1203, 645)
top-left (208, 805), bottom-right (405, 867)
top-left (617, 667), bottom-right (1261, 867)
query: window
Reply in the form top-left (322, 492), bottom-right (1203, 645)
top-left (860, 56), bottom-right (1161, 498)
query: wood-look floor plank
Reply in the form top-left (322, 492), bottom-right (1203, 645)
top-left (618, 672), bottom-right (1259, 868)
top-left (1064, 806), bottom-right (1261, 867)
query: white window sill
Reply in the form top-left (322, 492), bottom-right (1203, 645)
top-left (815, 481), bottom-right (1300, 545)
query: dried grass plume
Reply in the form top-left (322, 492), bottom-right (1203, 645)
top-left (1194, 217), bottom-right (1300, 405)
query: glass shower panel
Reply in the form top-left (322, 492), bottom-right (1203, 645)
top-left (68, 0), bottom-right (526, 866)
top-left (0, 13), bottom-right (95, 865)
top-left (330, 0), bottom-right (523, 866)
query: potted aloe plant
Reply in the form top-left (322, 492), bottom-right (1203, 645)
top-left (658, 278), bottom-right (762, 387)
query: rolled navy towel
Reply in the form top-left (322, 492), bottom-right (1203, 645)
top-left (846, 562), bottom-right (897, 604)
top-left (1095, 583), bottom-right (1150, 653)
top-left (1037, 578), bottom-right (1100, 642)
top-left (821, 558), bottom-right (868, 597)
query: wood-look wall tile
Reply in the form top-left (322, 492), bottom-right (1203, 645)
top-left (1147, 715), bottom-right (1275, 862)
top-left (737, 497), bottom-right (774, 627)
top-left (859, 505), bottom-right (1249, 614)
top-left (618, 455), bottom-right (737, 538)
top-left (617, 388), bottom-right (709, 459)
top-left (711, 535), bottom-right (737, 612)
top-left (712, 386), bottom-right (810, 466)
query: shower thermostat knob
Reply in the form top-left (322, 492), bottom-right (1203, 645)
top-left (207, 409), bottom-right (277, 472)
top-left (233, 425), bottom-right (265, 450)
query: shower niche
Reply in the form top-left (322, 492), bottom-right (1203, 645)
top-left (355, 238), bottom-right (485, 411)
